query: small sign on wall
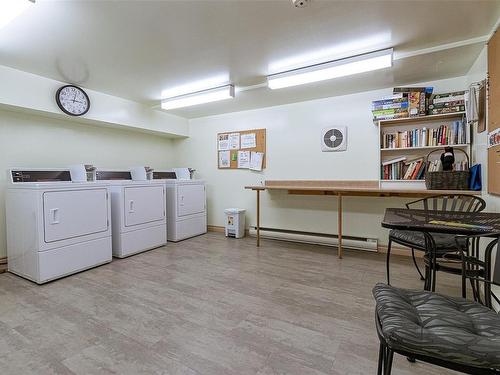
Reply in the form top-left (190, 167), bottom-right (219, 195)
top-left (489, 128), bottom-right (500, 148)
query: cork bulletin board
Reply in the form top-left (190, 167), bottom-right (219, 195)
top-left (217, 128), bottom-right (266, 170)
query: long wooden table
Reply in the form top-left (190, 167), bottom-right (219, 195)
top-left (245, 180), bottom-right (481, 258)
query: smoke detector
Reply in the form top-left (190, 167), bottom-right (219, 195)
top-left (292, 0), bottom-right (310, 8)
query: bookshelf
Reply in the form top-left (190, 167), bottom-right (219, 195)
top-left (377, 112), bottom-right (471, 189)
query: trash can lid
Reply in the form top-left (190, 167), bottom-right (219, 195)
top-left (224, 208), bottom-right (246, 214)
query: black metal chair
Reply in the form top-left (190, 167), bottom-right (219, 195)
top-left (386, 194), bottom-right (486, 291)
top-left (375, 232), bottom-right (500, 375)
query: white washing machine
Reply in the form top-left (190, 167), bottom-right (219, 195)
top-left (152, 171), bottom-right (207, 242)
top-left (6, 168), bottom-right (112, 284)
top-left (96, 170), bottom-right (167, 258)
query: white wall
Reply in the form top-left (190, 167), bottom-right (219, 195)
top-left (174, 76), bottom-right (469, 245)
top-left (0, 109), bottom-right (176, 259)
top-left (0, 65), bottom-right (189, 137)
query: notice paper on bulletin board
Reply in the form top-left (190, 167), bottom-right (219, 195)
top-left (217, 128), bottom-right (266, 169)
top-left (250, 152), bottom-right (264, 171)
top-left (218, 150), bottom-right (230, 168)
top-left (488, 128), bottom-right (500, 148)
top-left (237, 151), bottom-right (250, 168)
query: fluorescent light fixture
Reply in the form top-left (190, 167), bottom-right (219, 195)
top-left (0, 0), bottom-right (33, 30)
top-left (268, 33), bottom-right (392, 73)
top-left (267, 48), bottom-right (393, 90)
top-left (161, 85), bottom-right (235, 110)
top-left (161, 74), bottom-right (229, 99)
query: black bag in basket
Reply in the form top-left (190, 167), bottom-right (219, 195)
top-left (425, 148), bottom-right (470, 190)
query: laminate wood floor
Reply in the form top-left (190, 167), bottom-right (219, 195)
top-left (0, 233), bottom-right (462, 375)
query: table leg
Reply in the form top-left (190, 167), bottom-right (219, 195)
top-left (338, 193), bottom-right (343, 259)
top-left (256, 189), bottom-right (260, 247)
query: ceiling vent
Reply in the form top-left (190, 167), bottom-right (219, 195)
top-left (292, 0), bottom-right (310, 8)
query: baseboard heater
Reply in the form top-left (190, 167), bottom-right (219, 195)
top-left (248, 227), bottom-right (378, 252)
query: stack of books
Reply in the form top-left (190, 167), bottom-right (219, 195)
top-left (371, 94), bottom-right (408, 120)
top-left (382, 120), bottom-right (468, 149)
top-left (428, 91), bottom-right (466, 115)
top-left (381, 157), bottom-right (425, 180)
top-left (395, 87), bottom-right (433, 117)
top-left (372, 87), bottom-right (435, 121)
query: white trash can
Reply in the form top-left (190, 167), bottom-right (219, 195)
top-left (224, 208), bottom-right (246, 238)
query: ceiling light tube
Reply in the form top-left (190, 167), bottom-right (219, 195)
top-left (267, 48), bottom-right (393, 90)
top-left (161, 85), bottom-right (235, 110)
top-left (0, 0), bottom-right (34, 30)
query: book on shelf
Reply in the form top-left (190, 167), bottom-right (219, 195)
top-left (427, 160), bottom-right (440, 172)
top-left (454, 160), bottom-right (468, 171)
top-left (429, 106), bottom-right (465, 115)
top-left (372, 108), bottom-right (408, 116)
top-left (372, 94), bottom-right (407, 105)
top-left (408, 92), bottom-right (421, 117)
top-left (430, 91), bottom-right (466, 103)
top-left (374, 112), bottom-right (409, 120)
top-left (382, 156), bottom-right (407, 166)
top-left (381, 120), bottom-right (467, 149)
top-left (372, 101), bottom-right (409, 110)
top-left (428, 100), bottom-right (465, 109)
top-left (418, 91), bottom-right (427, 116)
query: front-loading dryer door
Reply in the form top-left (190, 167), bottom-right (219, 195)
top-left (124, 186), bottom-right (165, 227)
top-left (43, 189), bottom-right (109, 243)
top-left (177, 184), bottom-right (205, 217)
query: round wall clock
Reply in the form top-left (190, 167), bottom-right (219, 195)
top-left (55, 85), bottom-right (90, 116)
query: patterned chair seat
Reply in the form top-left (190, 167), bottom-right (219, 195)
top-left (373, 283), bottom-right (500, 370)
top-left (389, 229), bottom-right (467, 254)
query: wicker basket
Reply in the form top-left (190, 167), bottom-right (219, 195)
top-left (425, 148), bottom-right (470, 190)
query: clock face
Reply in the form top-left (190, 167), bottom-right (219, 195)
top-left (56, 85), bottom-right (90, 116)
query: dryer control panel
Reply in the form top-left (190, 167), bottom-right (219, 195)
top-left (11, 170), bottom-right (72, 183)
top-left (96, 171), bottom-right (132, 180)
top-left (152, 171), bottom-right (177, 179)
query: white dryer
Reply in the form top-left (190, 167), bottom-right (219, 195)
top-left (96, 170), bottom-right (167, 258)
top-left (152, 171), bottom-right (207, 242)
top-left (6, 169), bottom-right (112, 284)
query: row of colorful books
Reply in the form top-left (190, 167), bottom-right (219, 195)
top-left (381, 157), bottom-right (467, 180)
top-left (372, 87), bottom-right (466, 120)
top-left (381, 157), bottom-right (425, 180)
top-left (427, 159), bottom-right (468, 172)
top-left (381, 120), bottom-right (468, 149)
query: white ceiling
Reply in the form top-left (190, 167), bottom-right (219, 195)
top-left (0, 0), bottom-right (498, 119)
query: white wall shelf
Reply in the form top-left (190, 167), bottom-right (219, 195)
top-left (380, 179), bottom-right (427, 182)
top-left (381, 144), bottom-right (469, 152)
top-left (378, 112), bottom-right (466, 127)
